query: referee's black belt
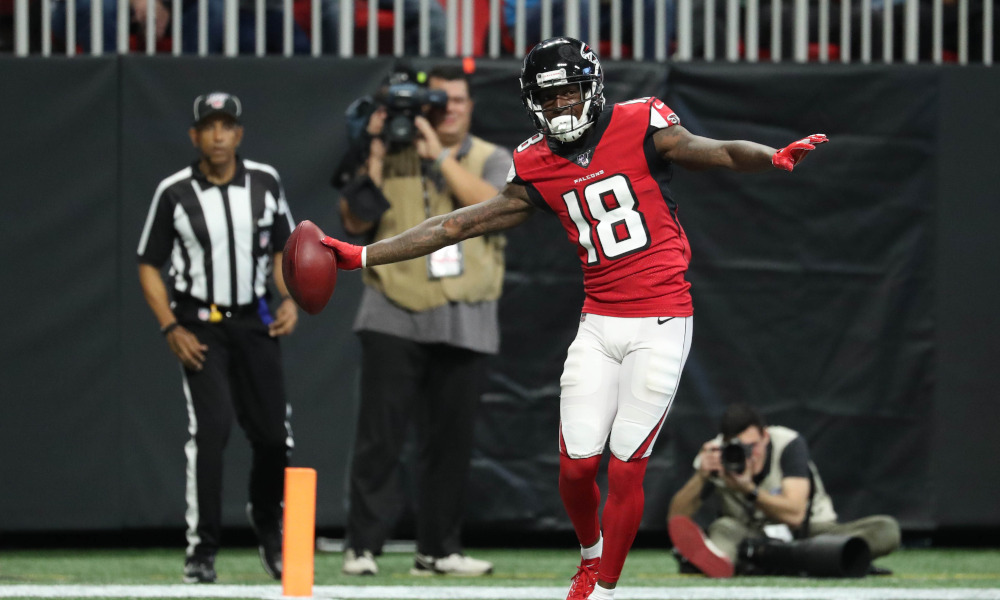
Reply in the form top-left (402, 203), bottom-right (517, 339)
top-left (210, 303), bottom-right (259, 317)
top-left (174, 295), bottom-right (260, 319)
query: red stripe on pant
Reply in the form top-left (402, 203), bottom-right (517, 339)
top-left (629, 409), bottom-right (668, 461)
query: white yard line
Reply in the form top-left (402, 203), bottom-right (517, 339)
top-left (0, 585), bottom-right (998, 599)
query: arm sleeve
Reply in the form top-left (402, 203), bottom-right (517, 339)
top-left (136, 187), bottom-right (176, 268)
top-left (778, 435), bottom-right (812, 479)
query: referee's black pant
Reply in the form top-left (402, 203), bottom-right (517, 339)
top-left (178, 305), bottom-right (291, 560)
top-left (347, 331), bottom-right (487, 558)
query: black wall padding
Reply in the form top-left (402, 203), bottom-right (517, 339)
top-left (0, 57), bottom-right (997, 537)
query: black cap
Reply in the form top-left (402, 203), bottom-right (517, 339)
top-left (193, 92), bottom-right (242, 125)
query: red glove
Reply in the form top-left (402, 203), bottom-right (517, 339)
top-left (772, 133), bottom-right (828, 172)
top-left (320, 236), bottom-right (364, 270)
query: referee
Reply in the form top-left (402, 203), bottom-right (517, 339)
top-left (137, 92), bottom-right (297, 584)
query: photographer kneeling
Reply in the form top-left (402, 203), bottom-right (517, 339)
top-left (332, 64), bottom-right (512, 577)
top-left (667, 403), bottom-right (901, 578)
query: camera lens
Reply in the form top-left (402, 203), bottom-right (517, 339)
top-left (385, 114), bottom-right (415, 145)
top-left (721, 441), bottom-right (747, 475)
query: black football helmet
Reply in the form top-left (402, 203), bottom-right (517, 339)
top-left (520, 37), bottom-right (605, 143)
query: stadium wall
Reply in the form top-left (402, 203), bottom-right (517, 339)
top-left (0, 57), bottom-right (997, 539)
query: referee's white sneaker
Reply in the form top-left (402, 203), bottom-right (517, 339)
top-left (342, 549), bottom-right (379, 576)
top-left (410, 552), bottom-right (493, 576)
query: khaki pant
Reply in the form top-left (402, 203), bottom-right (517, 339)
top-left (708, 515), bottom-right (901, 562)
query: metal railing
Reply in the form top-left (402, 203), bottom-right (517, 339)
top-left (9, 0), bottom-right (995, 64)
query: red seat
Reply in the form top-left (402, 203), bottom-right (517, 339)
top-left (354, 0), bottom-right (395, 29)
top-left (293, 0), bottom-right (313, 34)
top-left (808, 41), bottom-right (841, 61)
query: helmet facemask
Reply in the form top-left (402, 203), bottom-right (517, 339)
top-left (525, 81), bottom-right (600, 143)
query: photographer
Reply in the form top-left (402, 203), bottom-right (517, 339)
top-left (667, 403), bottom-right (900, 578)
top-left (333, 64), bottom-right (512, 578)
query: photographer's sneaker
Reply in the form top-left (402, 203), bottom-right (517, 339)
top-left (343, 549), bottom-right (379, 576)
top-left (182, 555), bottom-right (217, 584)
top-left (410, 552), bottom-right (493, 576)
top-left (668, 515), bottom-right (734, 578)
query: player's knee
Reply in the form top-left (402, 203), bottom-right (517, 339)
top-left (607, 456), bottom-right (647, 487)
top-left (560, 454), bottom-right (600, 483)
top-left (868, 515), bottom-right (902, 554)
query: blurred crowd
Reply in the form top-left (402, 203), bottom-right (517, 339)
top-left (1, 0), bottom-right (996, 61)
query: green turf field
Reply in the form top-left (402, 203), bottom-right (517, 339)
top-left (1, 547), bottom-right (999, 599)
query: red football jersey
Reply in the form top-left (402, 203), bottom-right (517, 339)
top-left (509, 97), bottom-right (693, 318)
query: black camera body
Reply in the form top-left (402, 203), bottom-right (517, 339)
top-left (721, 439), bottom-right (751, 475)
top-left (383, 82), bottom-right (448, 146)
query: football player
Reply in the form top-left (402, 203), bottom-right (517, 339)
top-left (321, 37), bottom-right (827, 600)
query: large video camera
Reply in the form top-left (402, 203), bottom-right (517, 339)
top-left (721, 439), bottom-right (755, 475)
top-left (382, 82), bottom-right (448, 146)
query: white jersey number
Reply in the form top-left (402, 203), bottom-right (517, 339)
top-left (562, 174), bottom-right (650, 265)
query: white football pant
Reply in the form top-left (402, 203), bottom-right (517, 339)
top-left (559, 314), bottom-right (693, 461)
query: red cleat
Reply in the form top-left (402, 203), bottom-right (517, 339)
top-left (668, 515), bottom-right (735, 578)
top-left (566, 556), bottom-right (600, 600)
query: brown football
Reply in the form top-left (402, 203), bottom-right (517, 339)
top-left (282, 220), bottom-right (337, 315)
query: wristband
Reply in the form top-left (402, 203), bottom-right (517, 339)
top-left (432, 149), bottom-right (450, 172)
top-left (161, 322), bottom-right (180, 336)
top-left (745, 487), bottom-right (760, 504)
top-left (361, 246), bottom-right (368, 268)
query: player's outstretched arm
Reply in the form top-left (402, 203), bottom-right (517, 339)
top-left (322, 183), bottom-right (535, 269)
top-left (655, 126), bottom-right (827, 173)
top-left (654, 125), bottom-right (775, 172)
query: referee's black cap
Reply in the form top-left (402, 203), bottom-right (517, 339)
top-left (193, 92), bottom-right (242, 126)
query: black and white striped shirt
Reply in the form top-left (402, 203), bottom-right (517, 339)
top-left (137, 158), bottom-right (295, 307)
